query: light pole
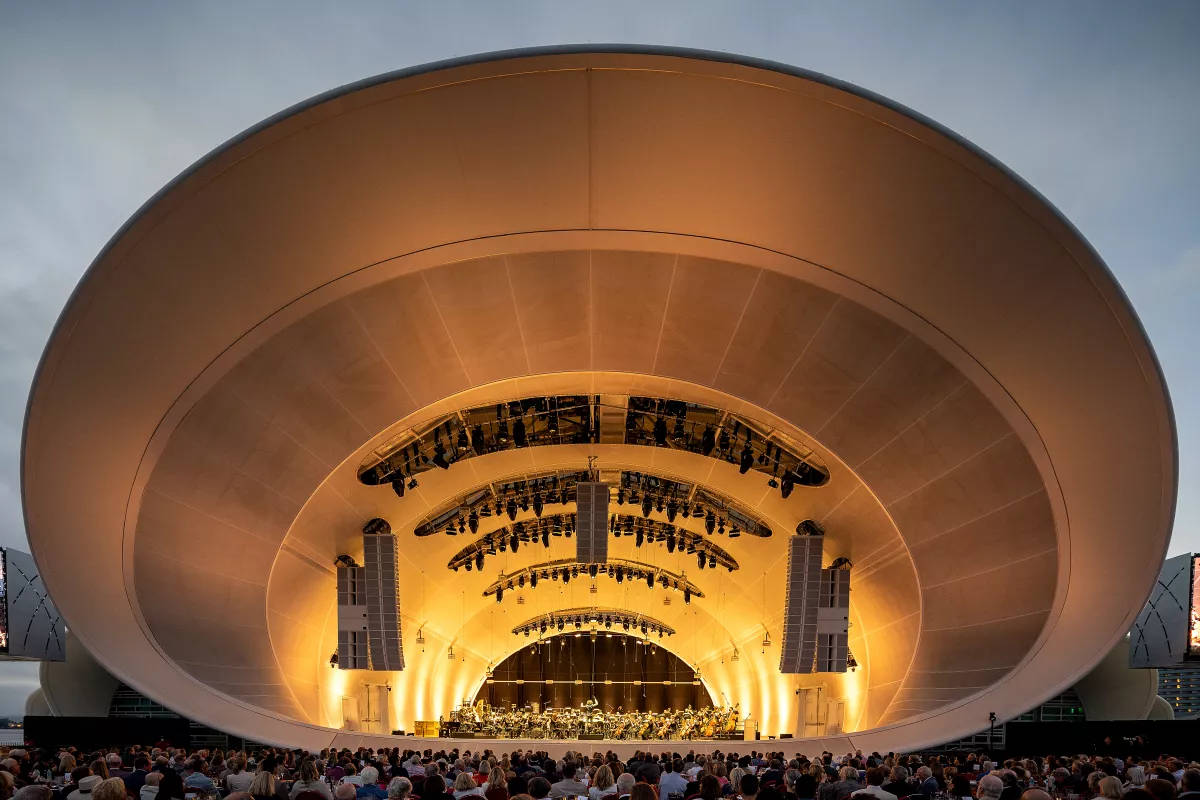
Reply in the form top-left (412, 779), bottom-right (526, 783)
top-left (987, 711), bottom-right (998, 755)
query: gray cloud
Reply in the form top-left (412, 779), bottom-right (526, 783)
top-left (0, 0), bottom-right (1196, 716)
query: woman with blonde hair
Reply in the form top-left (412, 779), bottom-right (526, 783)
top-left (454, 774), bottom-right (485, 800)
top-left (95, 778), bottom-right (130, 800)
top-left (485, 768), bottom-right (508, 800)
top-left (250, 771), bottom-right (277, 800)
top-left (589, 766), bottom-right (615, 800)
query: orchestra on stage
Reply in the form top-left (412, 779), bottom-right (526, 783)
top-left (439, 700), bottom-right (743, 740)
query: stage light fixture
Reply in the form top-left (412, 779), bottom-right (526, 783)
top-left (530, 572), bottom-right (538, 588)
top-left (431, 441), bottom-right (450, 470)
top-left (739, 444), bottom-right (753, 474)
top-left (475, 551), bottom-right (484, 570)
top-left (390, 478), bottom-right (405, 498)
top-left (701, 426), bottom-right (716, 455)
top-left (641, 495), bottom-right (653, 518)
top-left (468, 512), bottom-right (479, 534)
top-left (533, 493), bottom-right (543, 517)
top-left (646, 571), bottom-right (654, 589)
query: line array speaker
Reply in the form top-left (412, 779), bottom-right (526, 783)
top-left (363, 517), bottom-right (405, 671)
top-left (779, 530), bottom-right (823, 673)
top-left (576, 482), bottom-right (610, 564)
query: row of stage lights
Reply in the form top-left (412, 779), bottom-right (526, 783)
top-left (366, 396), bottom-right (827, 502)
top-left (514, 614), bottom-right (673, 639)
top-left (455, 514), bottom-right (732, 573)
top-left (492, 563), bottom-right (697, 604)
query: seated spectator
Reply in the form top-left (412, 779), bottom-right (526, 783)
top-left (485, 768), bottom-right (509, 800)
top-left (1181, 771), bottom-right (1200, 800)
top-left (94, 779), bottom-right (127, 800)
top-left (977, 776), bottom-right (1004, 800)
top-left (359, 769), bottom-right (387, 800)
top-left (614, 775), bottom-right (635, 800)
top-left (386, 779), bottom-right (411, 800)
top-left (291, 761), bottom-right (332, 800)
top-left (455, 776), bottom-right (485, 800)
top-left (1144, 781), bottom-right (1176, 800)
top-left (140, 773), bottom-right (162, 800)
top-left (851, 770), bottom-right (895, 800)
top-left (743, 775), bottom-right (761, 800)
top-left (67, 776), bottom-right (103, 800)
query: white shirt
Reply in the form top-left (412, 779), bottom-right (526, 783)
top-left (852, 787), bottom-right (897, 800)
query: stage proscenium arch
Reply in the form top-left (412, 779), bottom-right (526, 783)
top-left (22, 46), bottom-right (1175, 753)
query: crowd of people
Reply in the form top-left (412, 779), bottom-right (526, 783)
top-left (0, 744), bottom-right (1194, 800)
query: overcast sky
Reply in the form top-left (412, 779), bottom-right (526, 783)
top-left (0, 1), bottom-right (1196, 718)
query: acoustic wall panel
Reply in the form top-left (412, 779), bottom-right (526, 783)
top-left (1130, 552), bottom-right (1195, 668)
top-left (363, 518), bottom-right (405, 671)
top-left (576, 482), bottom-right (610, 564)
top-left (0, 549), bottom-right (66, 661)
top-left (780, 533), bottom-right (823, 673)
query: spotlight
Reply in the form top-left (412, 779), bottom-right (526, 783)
top-left (698, 552), bottom-right (706, 570)
top-left (701, 426), bottom-right (716, 456)
top-left (496, 586), bottom-right (503, 603)
top-left (666, 535), bottom-right (676, 553)
top-left (533, 493), bottom-right (544, 517)
top-left (513, 417), bottom-right (527, 447)
top-left (615, 568), bottom-right (624, 584)
top-left (518, 574), bottom-right (525, 588)
top-left (468, 511), bottom-right (479, 534)
top-left (718, 428), bottom-right (730, 452)
top-left (471, 425), bottom-right (485, 453)
top-left (641, 495), bottom-right (653, 518)
top-left (407, 475), bottom-right (418, 490)
top-left (616, 488), bottom-right (626, 505)
top-left (456, 428), bottom-right (469, 451)
top-left (666, 501), bottom-right (678, 522)
top-left (709, 556), bottom-right (716, 568)
top-left (511, 532), bottom-right (519, 552)
top-left (654, 417), bottom-right (668, 446)
top-left (684, 588), bottom-right (691, 604)
top-left (541, 530), bottom-right (550, 548)
top-left (588, 564), bottom-right (598, 578)
top-left (781, 472), bottom-right (796, 499)
top-left (530, 571), bottom-right (538, 588)
top-left (646, 571), bottom-right (654, 589)
top-left (432, 441), bottom-right (450, 470)
top-left (475, 551), bottom-right (484, 570)
top-left (739, 444), bottom-right (753, 474)
top-left (391, 478), bottom-right (405, 498)
top-left (705, 512), bottom-right (716, 535)
top-left (506, 499), bottom-right (518, 521)
top-left (563, 569), bottom-right (571, 585)
top-left (635, 530), bottom-right (644, 548)
top-left (329, 652), bottom-right (338, 668)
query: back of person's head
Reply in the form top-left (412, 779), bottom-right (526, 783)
top-left (1096, 777), bottom-right (1122, 800)
top-left (977, 775), bottom-right (1004, 800)
top-left (615, 774), bottom-right (636, 797)
top-left (527, 778), bottom-right (550, 800)
top-left (158, 771), bottom-right (185, 800)
top-left (1181, 772), bottom-right (1200, 794)
top-left (866, 769), bottom-right (885, 787)
top-left (839, 767), bottom-right (857, 782)
top-left (700, 775), bottom-right (720, 800)
top-left (145, 774), bottom-right (162, 788)
top-left (13, 786), bottom-right (51, 800)
top-left (334, 785), bottom-right (357, 800)
top-left (741, 774), bottom-right (760, 798)
top-left (629, 786), bottom-right (655, 800)
top-left (1144, 782), bottom-right (1176, 800)
top-left (388, 778), bottom-right (412, 800)
top-left (249, 771), bottom-right (275, 798)
top-left (594, 766), bottom-right (614, 791)
top-left (562, 763), bottom-right (576, 780)
top-left (94, 778), bottom-right (127, 800)
top-left (362, 767), bottom-right (380, 786)
top-left (455, 774), bottom-right (477, 792)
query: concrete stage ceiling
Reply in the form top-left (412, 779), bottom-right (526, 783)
top-left (22, 46), bottom-right (1175, 753)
